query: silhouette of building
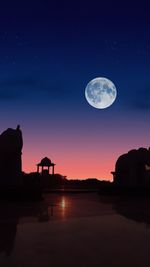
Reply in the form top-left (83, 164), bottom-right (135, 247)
top-left (111, 147), bottom-right (150, 187)
top-left (37, 157), bottom-right (55, 175)
top-left (0, 125), bottom-right (23, 186)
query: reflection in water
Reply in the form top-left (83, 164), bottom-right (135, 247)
top-left (0, 205), bottom-right (19, 256)
top-left (0, 222), bottom-right (17, 256)
top-left (47, 205), bottom-right (54, 217)
top-left (0, 194), bottom-right (104, 257)
top-left (115, 198), bottom-right (150, 225)
top-left (99, 195), bottom-right (150, 225)
top-left (0, 201), bottom-right (50, 256)
top-left (45, 196), bottom-right (67, 218)
top-left (1, 194), bottom-right (150, 267)
top-left (60, 197), bottom-right (66, 218)
top-left (60, 197), bottom-right (66, 209)
top-left (38, 206), bottom-right (49, 222)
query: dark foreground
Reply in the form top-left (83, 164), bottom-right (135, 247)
top-left (0, 193), bottom-right (150, 267)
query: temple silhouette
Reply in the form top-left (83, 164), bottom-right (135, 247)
top-left (0, 125), bottom-right (23, 186)
top-left (37, 157), bottom-right (55, 175)
top-left (1, 125), bottom-right (150, 198)
top-left (111, 147), bottom-right (150, 187)
top-left (0, 125), bottom-right (68, 198)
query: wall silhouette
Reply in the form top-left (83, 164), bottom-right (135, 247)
top-left (113, 148), bottom-right (150, 187)
top-left (0, 125), bottom-right (23, 186)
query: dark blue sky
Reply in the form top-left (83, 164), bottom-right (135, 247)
top-left (0, 1), bottom-right (150, 179)
top-left (0, 1), bottom-right (150, 110)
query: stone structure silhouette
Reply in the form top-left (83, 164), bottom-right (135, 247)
top-left (37, 157), bottom-right (55, 175)
top-left (112, 147), bottom-right (150, 187)
top-left (0, 125), bottom-right (23, 186)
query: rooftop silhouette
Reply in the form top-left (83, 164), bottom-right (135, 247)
top-left (37, 157), bottom-right (55, 175)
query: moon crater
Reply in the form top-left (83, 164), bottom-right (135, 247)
top-left (85, 77), bottom-right (117, 109)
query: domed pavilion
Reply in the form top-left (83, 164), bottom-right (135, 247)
top-left (37, 157), bottom-right (55, 175)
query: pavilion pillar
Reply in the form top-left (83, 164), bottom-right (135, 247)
top-left (37, 165), bottom-right (39, 173)
top-left (52, 165), bottom-right (55, 175)
top-left (48, 166), bottom-right (50, 174)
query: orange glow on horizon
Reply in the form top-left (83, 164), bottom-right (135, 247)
top-left (22, 127), bottom-right (149, 181)
top-left (22, 148), bottom-right (115, 181)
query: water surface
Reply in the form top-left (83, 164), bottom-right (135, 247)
top-left (0, 193), bottom-right (150, 267)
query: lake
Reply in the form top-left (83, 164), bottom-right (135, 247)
top-left (0, 193), bottom-right (150, 267)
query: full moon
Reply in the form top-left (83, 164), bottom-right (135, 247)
top-left (85, 77), bottom-right (117, 109)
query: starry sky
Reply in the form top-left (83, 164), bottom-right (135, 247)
top-left (0, 1), bottom-right (150, 180)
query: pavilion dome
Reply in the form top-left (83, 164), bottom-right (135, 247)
top-left (39, 157), bottom-right (52, 166)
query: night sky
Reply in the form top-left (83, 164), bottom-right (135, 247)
top-left (0, 1), bottom-right (150, 180)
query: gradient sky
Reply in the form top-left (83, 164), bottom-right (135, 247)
top-left (0, 1), bottom-right (150, 180)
